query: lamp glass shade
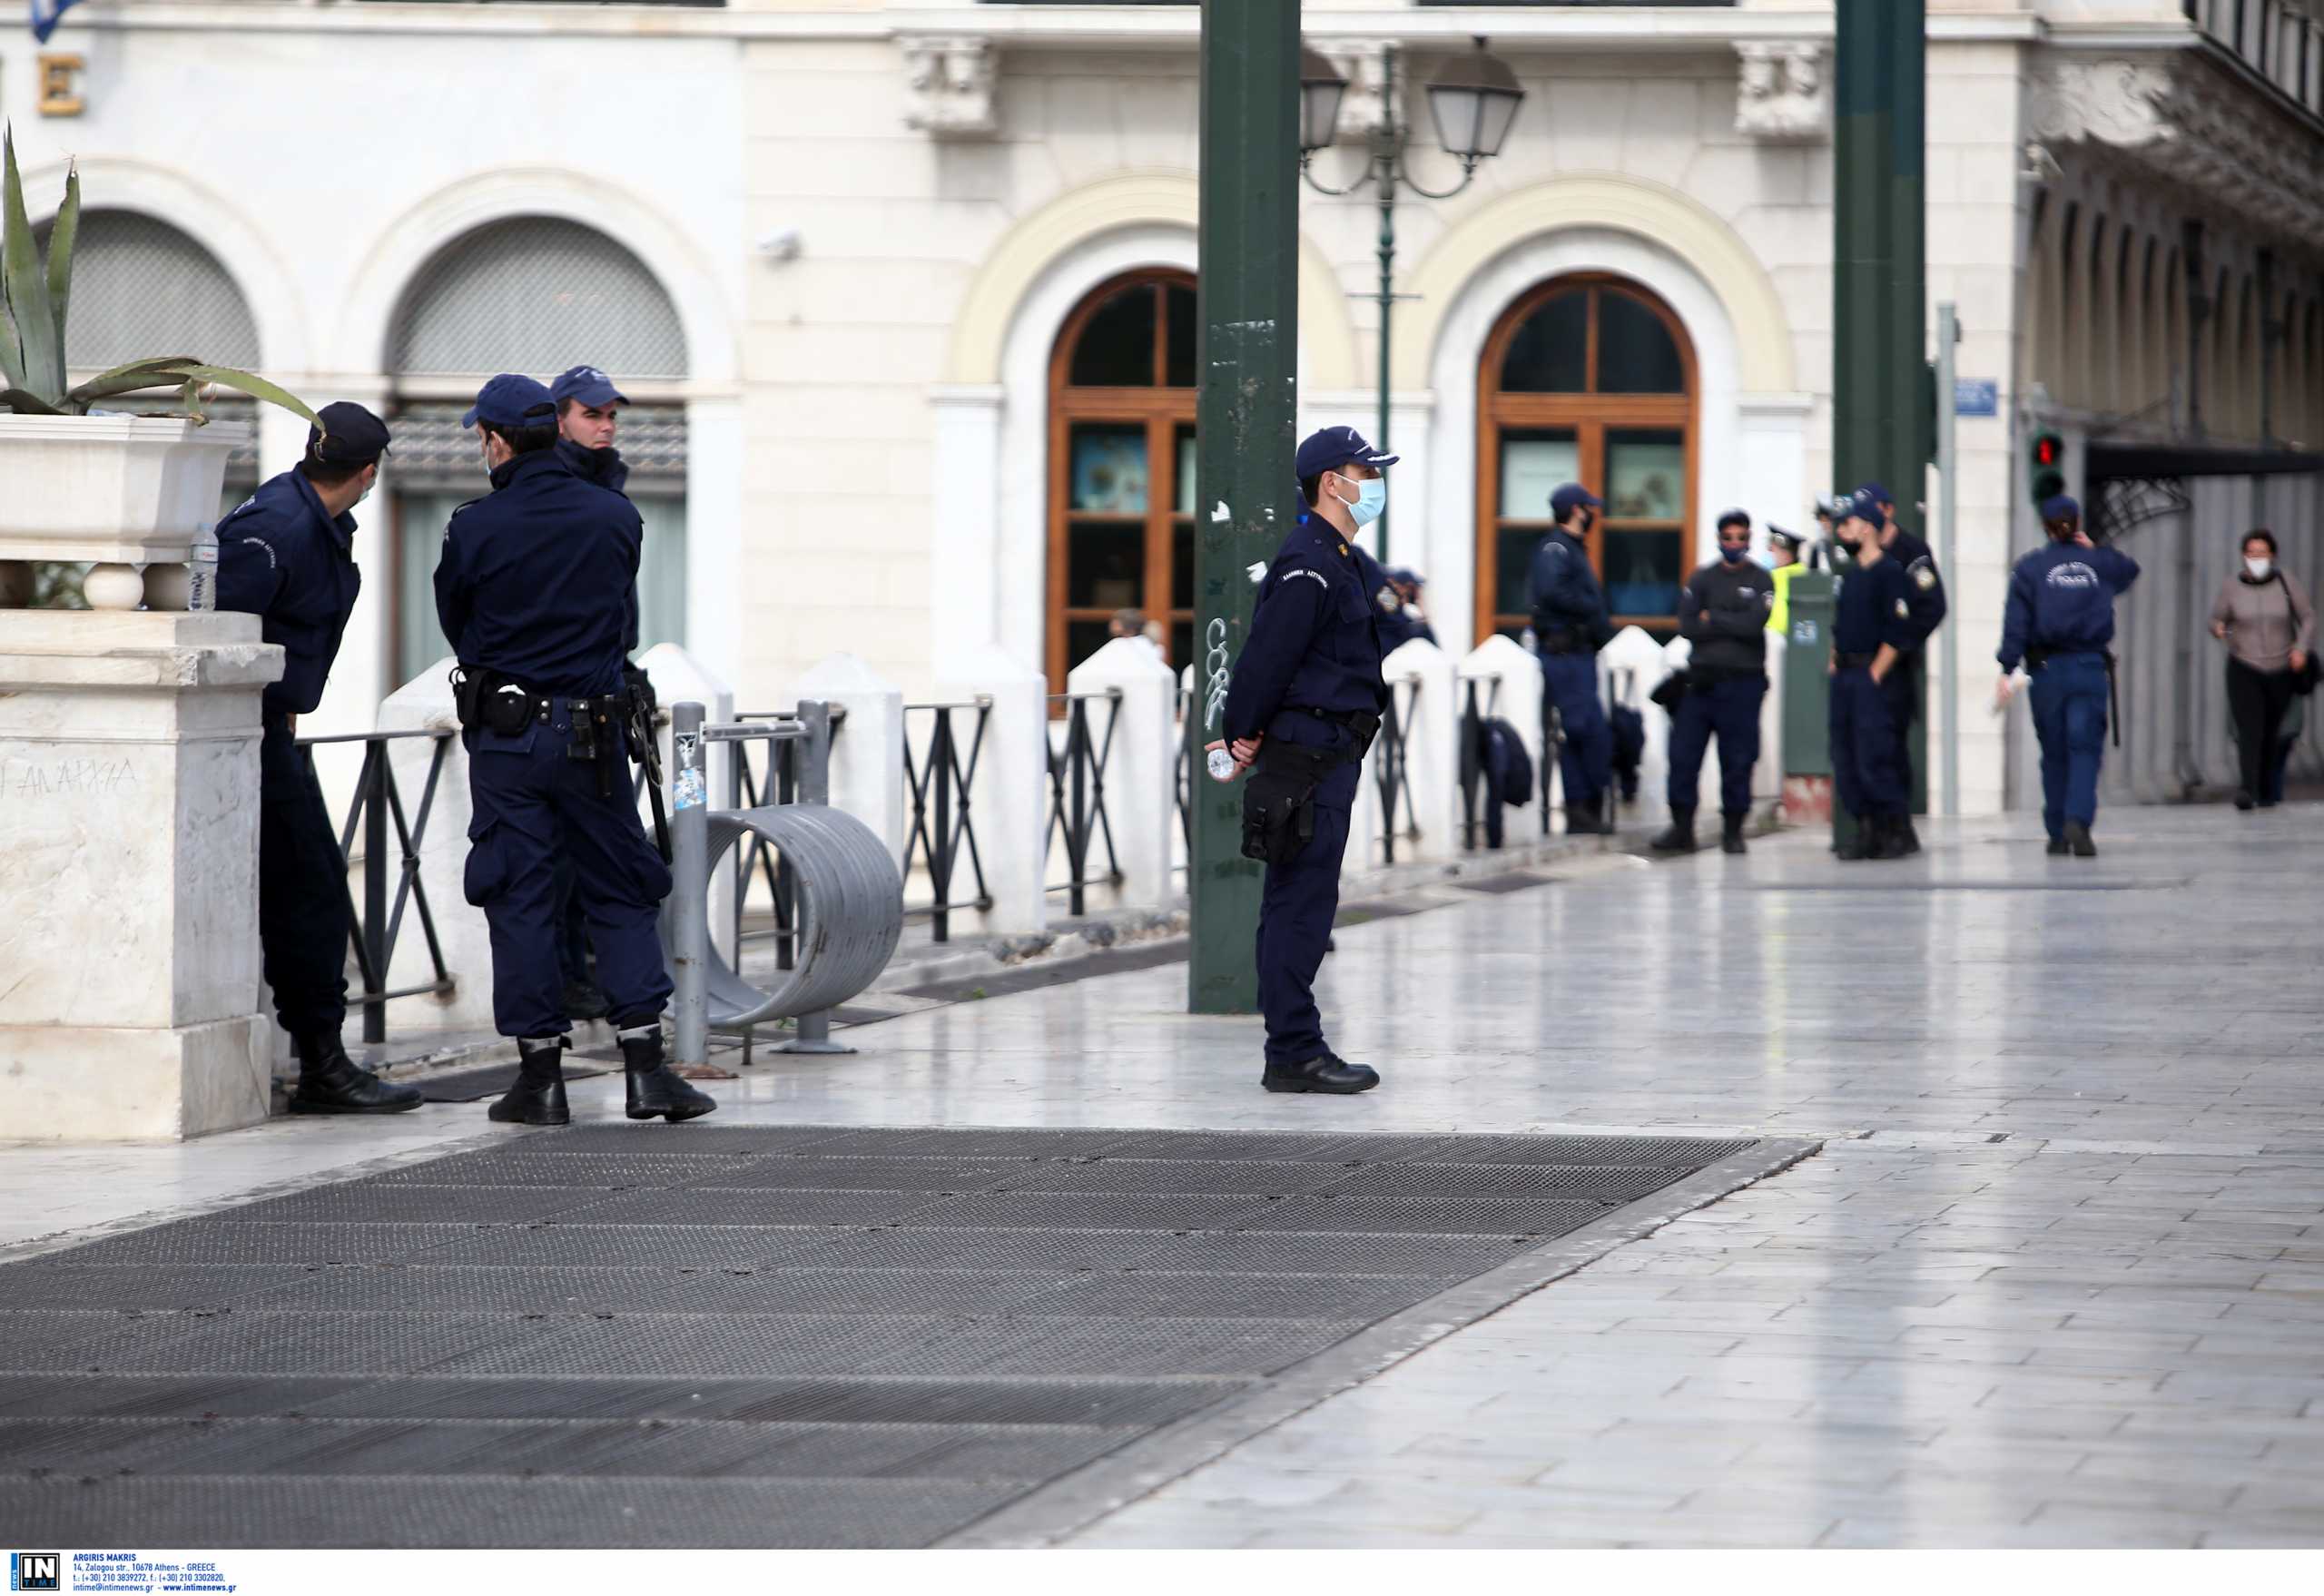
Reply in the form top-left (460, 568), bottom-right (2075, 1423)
top-left (1426, 43), bottom-right (1523, 161)
top-left (1299, 47), bottom-right (1349, 153)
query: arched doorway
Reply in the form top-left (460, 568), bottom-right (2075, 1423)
top-left (1046, 268), bottom-right (1199, 684)
top-left (383, 217), bottom-right (690, 680)
top-left (1475, 275), bottom-right (1697, 641)
top-left (40, 209), bottom-right (265, 514)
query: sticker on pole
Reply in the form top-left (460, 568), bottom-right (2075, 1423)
top-left (673, 769), bottom-right (706, 811)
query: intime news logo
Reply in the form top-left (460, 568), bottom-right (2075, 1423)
top-left (9, 1553), bottom-right (60, 1592)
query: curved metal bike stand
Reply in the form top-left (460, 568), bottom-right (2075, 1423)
top-left (682, 803), bottom-right (903, 1047)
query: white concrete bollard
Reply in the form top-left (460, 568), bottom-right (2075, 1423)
top-left (377, 657), bottom-right (497, 1036)
top-left (933, 643), bottom-right (1048, 937)
top-left (1757, 632), bottom-right (1787, 807)
top-left (1459, 635), bottom-right (1546, 843)
top-left (1386, 638), bottom-right (1460, 862)
top-left (792, 652), bottom-right (907, 872)
top-left (1066, 637), bottom-right (1178, 911)
top-left (1601, 626), bottom-right (1673, 826)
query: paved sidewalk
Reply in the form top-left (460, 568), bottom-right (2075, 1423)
top-left (4, 803), bottom-right (2320, 1547)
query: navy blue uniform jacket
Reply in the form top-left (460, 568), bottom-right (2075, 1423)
top-left (1528, 528), bottom-right (1611, 647)
top-left (1997, 543), bottom-right (2141, 672)
top-left (215, 468), bottom-right (362, 719)
top-left (1884, 526), bottom-right (1948, 648)
top-left (556, 437), bottom-right (641, 653)
top-left (1222, 518), bottom-right (1387, 748)
top-left (1832, 556), bottom-right (1920, 657)
top-left (434, 449), bottom-right (644, 698)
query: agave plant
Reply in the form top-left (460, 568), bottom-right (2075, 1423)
top-left (0, 124), bottom-right (320, 430)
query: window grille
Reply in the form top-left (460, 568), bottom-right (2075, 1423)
top-left (39, 210), bottom-right (261, 373)
top-left (387, 217), bottom-right (687, 379)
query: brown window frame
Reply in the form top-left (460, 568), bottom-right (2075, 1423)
top-left (1046, 268), bottom-right (1198, 691)
top-left (1474, 273), bottom-right (1699, 643)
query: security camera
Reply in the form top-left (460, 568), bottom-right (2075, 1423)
top-left (756, 227), bottom-right (803, 261)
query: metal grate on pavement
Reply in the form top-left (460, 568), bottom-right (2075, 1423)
top-left (0, 1123), bottom-right (1752, 1548)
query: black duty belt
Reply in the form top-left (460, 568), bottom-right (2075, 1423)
top-left (1282, 704), bottom-right (1383, 763)
top-left (1833, 652), bottom-right (1876, 668)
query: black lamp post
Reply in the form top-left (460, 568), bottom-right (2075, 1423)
top-left (1300, 36), bottom-right (1524, 562)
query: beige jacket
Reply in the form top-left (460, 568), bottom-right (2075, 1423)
top-left (2211, 568), bottom-right (2315, 674)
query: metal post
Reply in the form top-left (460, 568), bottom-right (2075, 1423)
top-left (1191, 0), bottom-right (1300, 1014)
top-left (670, 701), bottom-right (709, 1071)
top-left (1374, 44), bottom-right (1399, 566)
top-left (774, 698), bottom-right (854, 1056)
top-left (1936, 300), bottom-right (1960, 818)
top-left (362, 742), bottom-right (388, 1045)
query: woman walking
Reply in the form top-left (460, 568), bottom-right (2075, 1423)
top-left (2210, 529), bottom-right (2315, 810)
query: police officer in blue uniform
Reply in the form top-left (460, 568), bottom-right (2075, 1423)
top-left (1652, 509), bottom-right (1775, 855)
top-left (1856, 482), bottom-right (1947, 852)
top-left (547, 364), bottom-right (639, 1022)
top-left (1211, 425), bottom-right (1393, 1096)
top-left (1997, 495), bottom-right (2140, 857)
top-left (217, 403), bottom-right (422, 1116)
top-left (434, 374), bottom-right (713, 1127)
top-left (1528, 484), bottom-right (1616, 834)
top-left (1827, 498), bottom-right (1919, 861)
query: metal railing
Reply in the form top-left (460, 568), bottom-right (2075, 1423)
top-left (294, 727), bottom-right (458, 1043)
top-left (724, 706), bottom-right (851, 971)
top-left (902, 695), bottom-right (993, 943)
top-left (1372, 674), bottom-right (1423, 864)
top-left (1459, 673), bottom-right (1505, 852)
top-left (1044, 688), bottom-right (1125, 917)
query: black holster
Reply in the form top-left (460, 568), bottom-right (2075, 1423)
top-left (1240, 741), bottom-right (1347, 866)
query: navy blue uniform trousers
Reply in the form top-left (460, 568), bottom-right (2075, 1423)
top-left (1829, 667), bottom-right (1909, 820)
top-left (1666, 675), bottom-right (1766, 818)
top-left (257, 719), bottom-right (350, 1038)
top-left (1257, 800), bottom-right (1354, 1068)
top-left (1540, 652), bottom-right (1611, 814)
top-left (464, 709), bottom-right (675, 1039)
top-left (2028, 652), bottom-right (2109, 837)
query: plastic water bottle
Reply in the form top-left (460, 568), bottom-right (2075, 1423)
top-left (186, 523), bottom-right (218, 612)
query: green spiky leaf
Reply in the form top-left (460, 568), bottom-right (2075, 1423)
top-left (134, 363), bottom-right (320, 430)
top-left (0, 383), bottom-right (64, 415)
top-left (1, 126), bottom-right (63, 401)
top-left (44, 161), bottom-right (76, 361)
top-left (66, 369), bottom-right (201, 404)
top-left (71, 355), bottom-right (202, 389)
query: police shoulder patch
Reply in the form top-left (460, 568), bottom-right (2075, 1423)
top-left (1894, 597), bottom-right (1910, 618)
top-left (1912, 565), bottom-right (1938, 591)
top-left (1376, 586), bottom-right (1401, 613)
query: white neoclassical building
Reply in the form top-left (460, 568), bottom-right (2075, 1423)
top-left (5, 0), bottom-right (2320, 817)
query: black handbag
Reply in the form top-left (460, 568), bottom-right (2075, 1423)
top-left (2271, 574), bottom-right (2320, 695)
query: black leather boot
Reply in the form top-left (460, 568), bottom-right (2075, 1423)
top-left (2064, 820), bottom-right (2097, 858)
top-left (288, 1033), bottom-right (422, 1115)
top-left (1866, 814), bottom-right (1912, 860)
top-left (1720, 813), bottom-right (1748, 854)
top-left (619, 1023), bottom-right (716, 1123)
top-left (1262, 1051), bottom-right (1382, 1095)
top-left (1897, 817), bottom-right (1923, 855)
top-left (1649, 805), bottom-right (1697, 853)
top-left (488, 1036), bottom-right (571, 1126)
top-left (1837, 815), bottom-right (1870, 861)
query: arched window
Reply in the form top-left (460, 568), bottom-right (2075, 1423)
top-left (1476, 274), bottom-right (1696, 640)
top-left (39, 210), bottom-right (264, 508)
top-left (383, 218), bottom-right (690, 681)
top-left (1047, 269), bottom-right (1199, 683)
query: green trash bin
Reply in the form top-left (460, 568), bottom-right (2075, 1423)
top-left (1782, 571), bottom-right (1834, 780)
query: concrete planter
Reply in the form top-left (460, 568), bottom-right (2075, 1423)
top-left (0, 413), bottom-right (249, 609)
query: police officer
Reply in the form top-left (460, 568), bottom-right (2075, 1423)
top-left (433, 374), bottom-right (713, 1127)
top-left (1653, 509), bottom-right (1775, 855)
top-left (1528, 484), bottom-right (1616, 834)
top-left (1766, 525), bottom-right (1807, 636)
top-left (1855, 482), bottom-right (1947, 852)
top-left (1209, 425), bottom-right (1393, 1096)
top-left (1375, 567), bottom-right (1438, 652)
top-left (1996, 495), bottom-right (2140, 856)
top-left (1827, 498), bottom-right (1919, 861)
top-left (217, 403), bottom-right (423, 1116)
top-left (547, 364), bottom-right (639, 1022)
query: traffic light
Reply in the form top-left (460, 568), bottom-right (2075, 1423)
top-left (2029, 429), bottom-right (2065, 506)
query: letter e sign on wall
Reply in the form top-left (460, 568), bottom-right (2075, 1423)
top-left (39, 54), bottom-right (86, 116)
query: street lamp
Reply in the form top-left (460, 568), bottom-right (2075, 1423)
top-left (1301, 35), bottom-right (1524, 561)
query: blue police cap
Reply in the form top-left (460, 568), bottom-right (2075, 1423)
top-left (1838, 491), bottom-right (1883, 527)
top-left (305, 401), bottom-right (390, 466)
top-left (1853, 480), bottom-right (1894, 508)
top-left (462, 373), bottom-right (558, 431)
top-left (1550, 482), bottom-right (1603, 519)
top-left (2040, 494), bottom-right (2081, 523)
top-left (549, 364), bottom-right (629, 409)
top-left (1295, 424), bottom-right (1399, 481)
top-left (1716, 507), bottom-right (1751, 532)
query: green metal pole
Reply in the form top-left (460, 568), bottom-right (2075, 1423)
top-left (1374, 45), bottom-right (1398, 566)
top-left (1889, 3), bottom-right (1931, 817)
top-left (1189, 0), bottom-right (1301, 1015)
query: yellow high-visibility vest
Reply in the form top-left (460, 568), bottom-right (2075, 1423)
top-left (1769, 563), bottom-right (1799, 635)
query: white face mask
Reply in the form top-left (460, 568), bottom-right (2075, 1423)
top-left (2246, 557), bottom-right (2273, 579)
